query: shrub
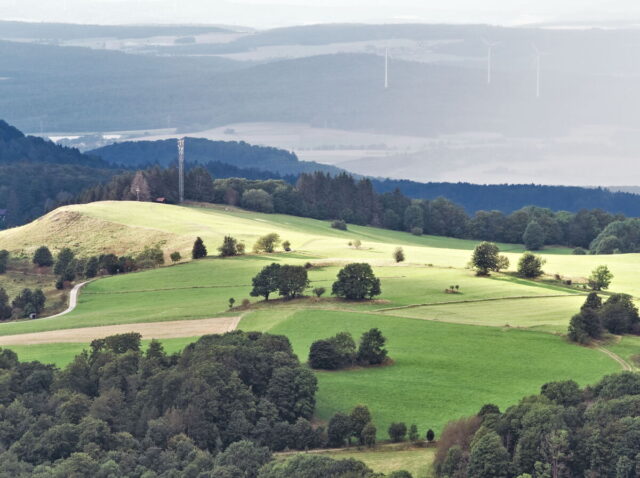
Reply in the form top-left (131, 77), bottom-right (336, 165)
top-left (409, 424), bottom-right (419, 442)
top-left (282, 240), bottom-right (291, 252)
top-left (170, 251), bottom-right (182, 263)
top-left (218, 235), bottom-right (239, 257)
top-left (426, 429), bottom-right (435, 442)
top-left (573, 247), bottom-right (587, 255)
top-left (361, 422), bottom-right (377, 447)
top-left (393, 247), bottom-right (405, 263)
top-left (332, 263), bottom-right (381, 300)
top-left (136, 245), bottom-right (164, 267)
top-left (241, 298), bottom-right (251, 308)
top-left (353, 239), bottom-right (362, 249)
top-left (312, 287), bottom-right (326, 298)
top-left (309, 340), bottom-right (341, 370)
top-left (228, 298), bottom-right (236, 309)
top-left (411, 227), bottom-right (423, 236)
top-left (253, 233), bottom-right (281, 253)
top-left (236, 242), bottom-right (246, 255)
top-left (33, 246), bottom-right (53, 267)
top-left (192, 237), bottom-right (207, 259)
top-left (331, 220), bottom-right (347, 230)
top-left (388, 422), bottom-right (407, 442)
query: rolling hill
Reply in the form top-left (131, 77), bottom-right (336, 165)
top-left (0, 200), bottom-right (630, 440)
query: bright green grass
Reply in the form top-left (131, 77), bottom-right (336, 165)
top-left (322, 446), bottom-right (435, 477)
top-left (606, 336), bottom-right (640, 369)
top-left (239, 310), bottom-right (620, 437)
top-left (0, 258), bottom-right (580, 336)
top-left (381, 295), bottom-right (586, 333)
top-left (6, 336), bottom-right (199, 368)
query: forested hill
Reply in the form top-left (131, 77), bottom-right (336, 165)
top-left (373, 179), bottom-right (640, 216)
top-left (89, 138), bottom-right (343, 176)
top-left (0, 120), bottom-right (108, 168)
top-left (0, 120), bottom-right (119, 227)
top-left (90, 136), bottom-right (640, 216)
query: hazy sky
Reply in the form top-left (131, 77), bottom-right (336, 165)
top-left (0, 0), bottom-right (639, 28)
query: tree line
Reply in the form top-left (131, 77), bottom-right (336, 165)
top-left (433, 372), bottom-right (640, 477)
top-left (77, 167), bottom-right (636, 252)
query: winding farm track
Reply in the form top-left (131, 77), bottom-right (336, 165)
top-left (0, 316), bottom-right (243, 346)
top-left (597, 347), bottom-right (634, 371)
top-left (45, 281), bottom-right (91, 319)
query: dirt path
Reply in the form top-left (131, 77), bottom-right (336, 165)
top-left (597, 347), bottom-right (634, 371)
top-left (0, 316), bottom-right (242, 346)
top-left (45, 281), bottom-right (91, 319)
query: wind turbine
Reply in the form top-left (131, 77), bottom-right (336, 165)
top-left (482, 38), bottom-right (499, 85)
top-left (384, 47), bottom-right (389, 89)
top-left (532, 44), bottom-right (548, 98)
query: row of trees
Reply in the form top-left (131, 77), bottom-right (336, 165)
top-left (249, 262), bottom-right (382, 302)
top-left (192, 233), bottom-right (290, 261)
top-left (434, 373), bottom-right (640, 477)
top-left (78, 167), bottom-right (634, 252)
top-left (33, 245), bottom-right (167, 290)
top-left (309, 329), bottom-right (388, 370)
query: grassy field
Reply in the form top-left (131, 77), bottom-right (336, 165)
top-left (239, 310), bottom-right (619, 436)
top-left (0, 200), bottom-right (634, 446)
top-left (321, 445), bottom-right (435, 477)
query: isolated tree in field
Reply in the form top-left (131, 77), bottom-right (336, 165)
top-left (277, 265), bottom-right (309, 299)
top-left (250, 263), bottom-right (281, 300)
top-left (517, 252), bottom-right (546, 278)
top-left (327, 412), bottom-right (352, 447)
top-left (218, 235), bottom-right (238, 257)
top-left (170, 251), bottom-right (182, 263)
top-left (54, 248), bottom-right (75, 276)
top-left (388, 422), bottom-right (407, 442)
top-left (282, 240), bottom-right (291, 252)
top-left (253, 233), bottom-right (281, 253)
top-left (523, 220), bottom-right (545, 250)
top-left (192, 237), bottom-right (207, 259)
top-left (0, 288), bottom-right (12, 319)
top-left (471, 242), bottom-right (508, 276)
top-left (361, 422), bottom-right (377, 448)
top-left (588, 265), bottom-right (613, 291)
top-left (228, 298), bottom-right (235, 309)
top-left (130, 170), bottom-right (151, 201)
top-left (350, 405), bottom-right (372, 443)
top-left (0, 250), bottom-right (8, 274)
top-left (426, 429), bottom-right (435, 443)
top-left (357, 328), bottom-right (388, 365)
top-left (312, 287), bottom-right (326, 298)
top-left (353, 239), bottom-right (362, 249)
top-left (332, 263), bottom-right (381, 300)
top-left (393, 247), bottom-right (405, 263)
top-left (409, 424), bottom-right (419, 443)
top-left (33, 246), bottom-right (53, 267)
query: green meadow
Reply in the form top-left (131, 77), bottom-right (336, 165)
top-left (0, 201), bottom-right (637, 440)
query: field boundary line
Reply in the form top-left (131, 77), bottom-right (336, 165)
top-left (373, 294), bottom-right (583, 312)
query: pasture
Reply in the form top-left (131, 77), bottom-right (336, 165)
top-left (0, 201), bottom-right (636, 442)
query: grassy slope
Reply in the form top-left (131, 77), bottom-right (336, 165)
top-left (321, 446), bottom-right (435, 477)
top-left (239, 310), bottom-right (618, 436)
top-left (0, 201), bottom-right (632, 442)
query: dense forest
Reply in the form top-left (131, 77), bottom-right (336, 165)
top-left (92, 137), bottom-right (640, 216)
top-left (434, 372), bottom-right (640, 477)
top-left (80, 167), bottom-right (634, 251)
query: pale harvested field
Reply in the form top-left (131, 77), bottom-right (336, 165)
top-left (0, 316), bottom-right (240, 346)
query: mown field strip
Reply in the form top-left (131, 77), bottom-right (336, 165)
top-left (0, 316), bottom-right (241, 346)
top-left (374, 293), bottom-right (584, 312)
